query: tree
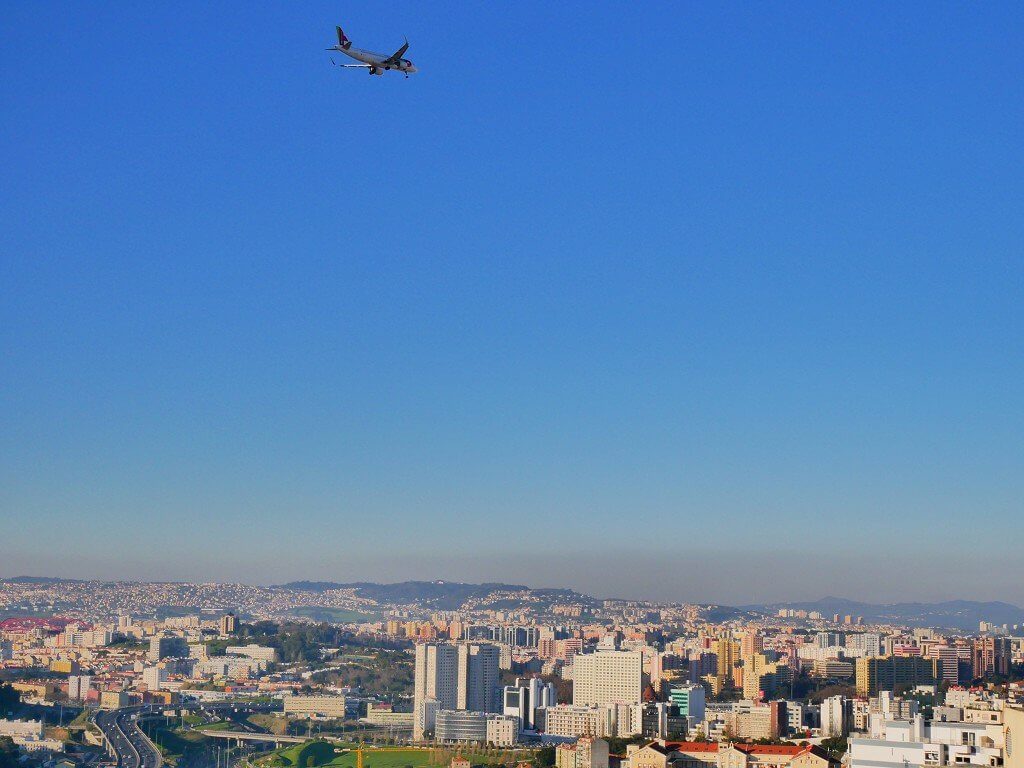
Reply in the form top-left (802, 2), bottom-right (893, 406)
top-left (536, 747), bottom-right (556, 768)
top-left (0, 685), bottom-right (18, 715)
top-left (0, 737), bottom-right (18, 768)
top-left (820, 736), bottom-right (848, 758)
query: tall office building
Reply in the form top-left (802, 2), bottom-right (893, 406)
top-left (457, 643), bottom-right (501, 713)
top-left (68, 675), bottom-right (92, 701)
top-left (142, 666), bottom-right (167, 691)
top-left (219, 613), bottom-right (237, 635)
top-left (855, 656), bottom-right (939, 696)
top-left (741, 630), bottom-right (764, 658)
top-left (504, 677), bottom-right (557, 731)
top-left (667, 683), bottom-right (705, 722)
top-left (930, 645), bottom-right (962, 685)
top-left (971, 637), bottom-right (1011, 679)
top-left (414, 642), bottom-right (500, 740)
top-left (573, 650), bottom-right (643, 707)
top-left (148, 634), bottom-right (189, 662)
top-left (711, 636), bottom-right (740, 695)
top-left (820, 695), bottom-right (850, 738)
top-left (414, 643), bottom-right (459, 739)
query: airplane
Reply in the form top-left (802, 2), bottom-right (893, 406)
top-left (326, 25), bottom-right (417, 77)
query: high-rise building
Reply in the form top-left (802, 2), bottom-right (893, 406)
top-left (855, 656), bottom-right (939, 696)
top-left (148, 634), bottom-right (189, 662)
top-left (712, 636), bottom-right (739, 694)
top-left (219, 613), bottom-right (237, 635)
top-left (142, 666), bottom-right (167, 691)
top-left (573, 650), bottom-right (643, 707)
top-left (741, 630), bottom-right (764, 658)
top-left (67, 675), bottom-right (92, 701)
top-left (414, 642), bottom-right (500, 740)
top-left (820, 695), bottom-right (850, 737)
top-left (414, 643), bottom-right (458, 739)
top-left (667, 684), bottom-right (705, 722)
top-left (930, 645), bottom-right (962, 685)
top-left (971, 637), bottom-right (1011, 679)
top-left (503, 677), bottom-right (557, 731)
top-left (457, 643), bottom-right (501, 713)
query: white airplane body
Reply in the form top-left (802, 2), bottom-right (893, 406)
top-left (327, 25), bottom-right (417, 77)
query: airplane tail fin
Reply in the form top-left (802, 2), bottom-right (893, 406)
top-left (336, 25), bottom-right (351, 49)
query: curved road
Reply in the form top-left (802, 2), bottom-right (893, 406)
top-left (95, 708), bottom-right (162, 768)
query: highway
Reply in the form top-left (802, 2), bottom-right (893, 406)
top-left (94, 708), bottom-right (163, 768)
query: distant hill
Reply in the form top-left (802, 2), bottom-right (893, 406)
top-left (273, 580), bottom-right (599, 611)
top-left (2, 575), bottom-right (85, 584)
top-left (746, 596), bottom-right (1024, 630)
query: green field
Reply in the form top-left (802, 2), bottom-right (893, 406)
top-left (288, 607), bottom-right (377, 623)
top-left (144, 726), bottom-right (209, 759)
top-left (201, 721), bottom-right (235, 731)
top-left (263, 741), bottom-right (530, 768)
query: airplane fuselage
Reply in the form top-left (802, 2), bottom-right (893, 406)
top-left (332, 45), bottom-right (417, 75)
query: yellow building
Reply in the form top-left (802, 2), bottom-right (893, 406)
top-left (714, 636), bottom-right (740, 694)
top-left (11, 682), bottom-right (57, 701)
top-left (100, 690), bottom-right (133, 709)
top-left (855, 656), bottom-right (939, 696)
top-left (742, 654), bottom-right (771, 700)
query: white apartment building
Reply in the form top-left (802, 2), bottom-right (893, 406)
top-left (457, 643), bottom-right (501, 713)
top-left (414, 643), bottom-right (458, 740)
top-left (194, 656), bottom-right (265, 679)
top-left (283, 695), bottom-right (348, 719)
top-left (0, 719), bottom-right (44, 739)
top-left (850, 717), bottom-right (1005, 768)
top-left (820, 696), bottom-right (849, 738)
top-left (68, 674), bottom-right (92, 701)
top-left (226, 644), bottom-right (279, 663)
top-left (486, 714), bottom-right (519, 746)
top-left (572, 650), bottom-right (643, 707)
top-left (540, 704), bottom-right (615, 738)
top-left (142, 666), bottom-right (167, 691)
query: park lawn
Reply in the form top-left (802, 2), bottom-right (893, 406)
top-left (247, 713), bottom-right (289, 735)
top-left (202, 721), bottom-right (236, 731)
top-left (147, 726), bottom-right (209, 758)
top-left (265, 742), bottom-right (532, 768)
top-left (289, 607), bottom-right (377, 623)
top-left (274, 740), bottom-right (339, 767)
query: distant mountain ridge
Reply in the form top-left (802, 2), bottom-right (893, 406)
top-left (273, 580), bottom-right (599, 611)
top-left (746, 596), bottom-right (1024, 630)
top-left (3, 575), bottom-right (86, 584)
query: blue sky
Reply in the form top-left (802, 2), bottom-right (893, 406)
top-left (2, 2), bottom-right (1023, 604)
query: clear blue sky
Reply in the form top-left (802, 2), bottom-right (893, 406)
top-left (2, 2), bottom-right (1023, 604)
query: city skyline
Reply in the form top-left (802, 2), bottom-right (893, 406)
top-left (4, 4), bottom-right (1024, 601)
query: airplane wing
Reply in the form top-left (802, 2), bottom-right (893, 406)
top-left (383, 38), bottom-right (409, 65)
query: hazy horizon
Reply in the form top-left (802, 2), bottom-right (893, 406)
top-left (3, 549), bottom-right (1023, 607)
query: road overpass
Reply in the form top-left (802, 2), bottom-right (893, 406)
top-left (198, 730), bottom-right (306, 746)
